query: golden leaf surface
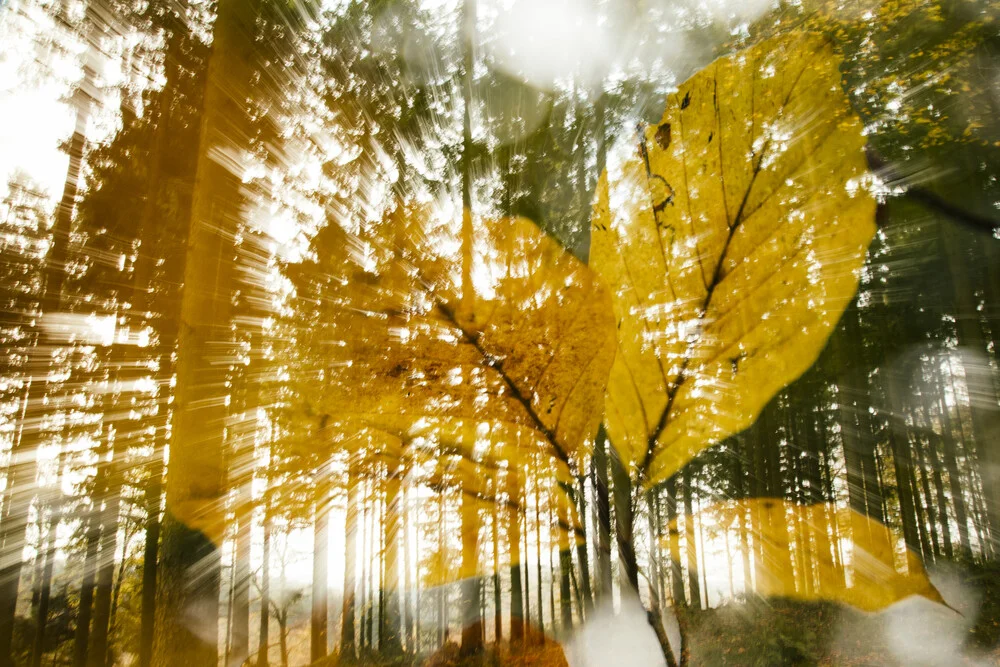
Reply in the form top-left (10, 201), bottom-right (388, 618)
top-left (669, 498), bottom-right (947, 612)
top-left (591, 33), bottom-right (877, 487)
top-left (311, 205), bottom-right (616, 475)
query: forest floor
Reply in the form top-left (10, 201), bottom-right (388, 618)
top-left (317, 565), bottom-right (1000, 667)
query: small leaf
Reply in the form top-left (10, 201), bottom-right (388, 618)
top-left (592, 32), bottom-right (877, 487)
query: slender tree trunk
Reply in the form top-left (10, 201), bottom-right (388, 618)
top-left (341, 465), bottom-right (357, 660)
top-left (436, 492), bottom-right (445, 648)
top-left (575, 475), bottom-right (594, 614)
top-left (138, 419), bottom-right (166, 667)
top-left (884, 370), bottom-right (922, 557)
top-left (382, 461), bottom-right (403, 657)
top-left (311, 493), bottom-right (329, 662)
top-left (665, 477), bottom-right (685, 604)
top-left (534, 472), bottom-right (544, 643)
top-left (74, 472), bottom-right (104, 667)
top-left (506, 472), bottom-right (523, 645)
top-left (491, 487), bottom-right (501, 644)
top-left (682, 468), bottom-right (701, 608)
top-left (228, 352), bottom-right (255, 667)
top-left (256, 518), bottom-right (271, 667)
top-left (88, 432), bottom-right (124, 667)
top-left (547, 500), bottom-right (556, 634)
top-left (556, 484), bottom-right (573, 633)
top-left (107, 522), bottom-right (134, 663)
top-left (29, 512), bottom-right (57, 667)
top-left (731, 442), bottom-right (753, 596)
top-left (612, 450), bottom-right (678, 667)
top-left (459, 472), bottom-right (483, 655)
top-left (403, 484), bottom-right (414, 652)
top-left (939, 393), bottom-right (973, 560)
top-left (914, 427), bottom-right (942, 558)
top-left (592, 428), bottom-right (613, 601)
top-left (360, 481), bottom-right (371, 650)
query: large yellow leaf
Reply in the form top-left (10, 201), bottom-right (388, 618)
top-left (309, 205), bottom-right (616, 477)
top-left (591, 33), bottom-right (877, 487)
top-left (669, 499), bottom-right (947, 612)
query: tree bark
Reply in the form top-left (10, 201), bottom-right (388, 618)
top-left (592, 427), bottom-right (613, 601)
top-left (665, 477), bottom-right (685, 605)
top-left (256, 518), bottom-right (271, 667)
top-left (311, 493), bottom-right (329, 662)
top-left (74, 473), bottom-right (103, 667)
top-left (575, 475), bottom-right (594, 613)
top-left (340, 464), bottom-right (358, 660)
top-left (88, 415), bottom-right (127, 667)
top-left (506, 472), bottom-right (523, 645)
top-left (381, 462), bottom-right (403, 657)
top-left (682, 468), bottom-right (701, 608)
top-left (459, 472), bottom-right (483, 655)
top-left (152, 0), bottom-right (256, 662)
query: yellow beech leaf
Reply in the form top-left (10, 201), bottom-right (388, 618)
top-left (309, 205), bottom-right (616, 477)
top-left (668, 499), bottom-right (948, 612)
top-left (591, 33), bottom-right (876, 487)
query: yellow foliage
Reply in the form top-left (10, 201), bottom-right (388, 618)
top-left (308, 205), bottom-right (616, 478)
top-left (670, 498), bottom-right (948, 612)
top-left (591, 33), bottom-right (876, 488)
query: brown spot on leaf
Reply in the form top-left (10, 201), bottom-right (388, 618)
top-left (655, 123), bottom-right (671, 150)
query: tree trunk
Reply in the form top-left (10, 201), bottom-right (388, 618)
top-left (491, 487), bottom-right (502, 644)
top-left (575, 475), bottom-right (594, 613)
top-left (138, 415), bottom-right (166, 667)
top-left (88, 432), bottom-right (124, 667)
top-left (152, 0), bottom-right (256, 662)
top-left (682, 468), bottom-right (701, 608)
top-left (938, 384), bottom-right (973, 560)
top-left (884, 370), bottom-right (922, 557)
top-left (506, 472), bottom-right (523, 645)
top-left (557, 485), bottom-right (574, 633)
top-left (459, 473), bottom-right (483, 655)
top-left (311, 494), bottom-right (329, 662)
top-left (381, 462), bottom-right (403, 657)
top-left (403, 484), bottom-right (414, 652)
top-left (340, 465), bottom-right (358, 659)
top-left (29, 513), bottom-right (57, 667)
top-left (665, 476), bottom-right (685, 604)
top-left (534, 470), bottom-right (544, 643)
top-left (256, 518), bottom-right (271, 667)
top-left (74, 474), bottom-right (103, 667)
top-left (592, 428), bottom-right (613, 601)
top-left (612, 450), bottom-right (678, 667)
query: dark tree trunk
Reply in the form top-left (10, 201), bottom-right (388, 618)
top-left (88, 434), bottom-right (123, 667)
top-left (74, 475), bottom-right (103, 667)
top-left (256, 519), bottom-right (271, 667)
top-left (506, 473), bottom-right (523, 645)
top-left (382, 462), bottom-right (403, 657)
top-left (575, 475), bottom-right (594, 613)
top-left (592, 428), bottom-right (613, 601)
